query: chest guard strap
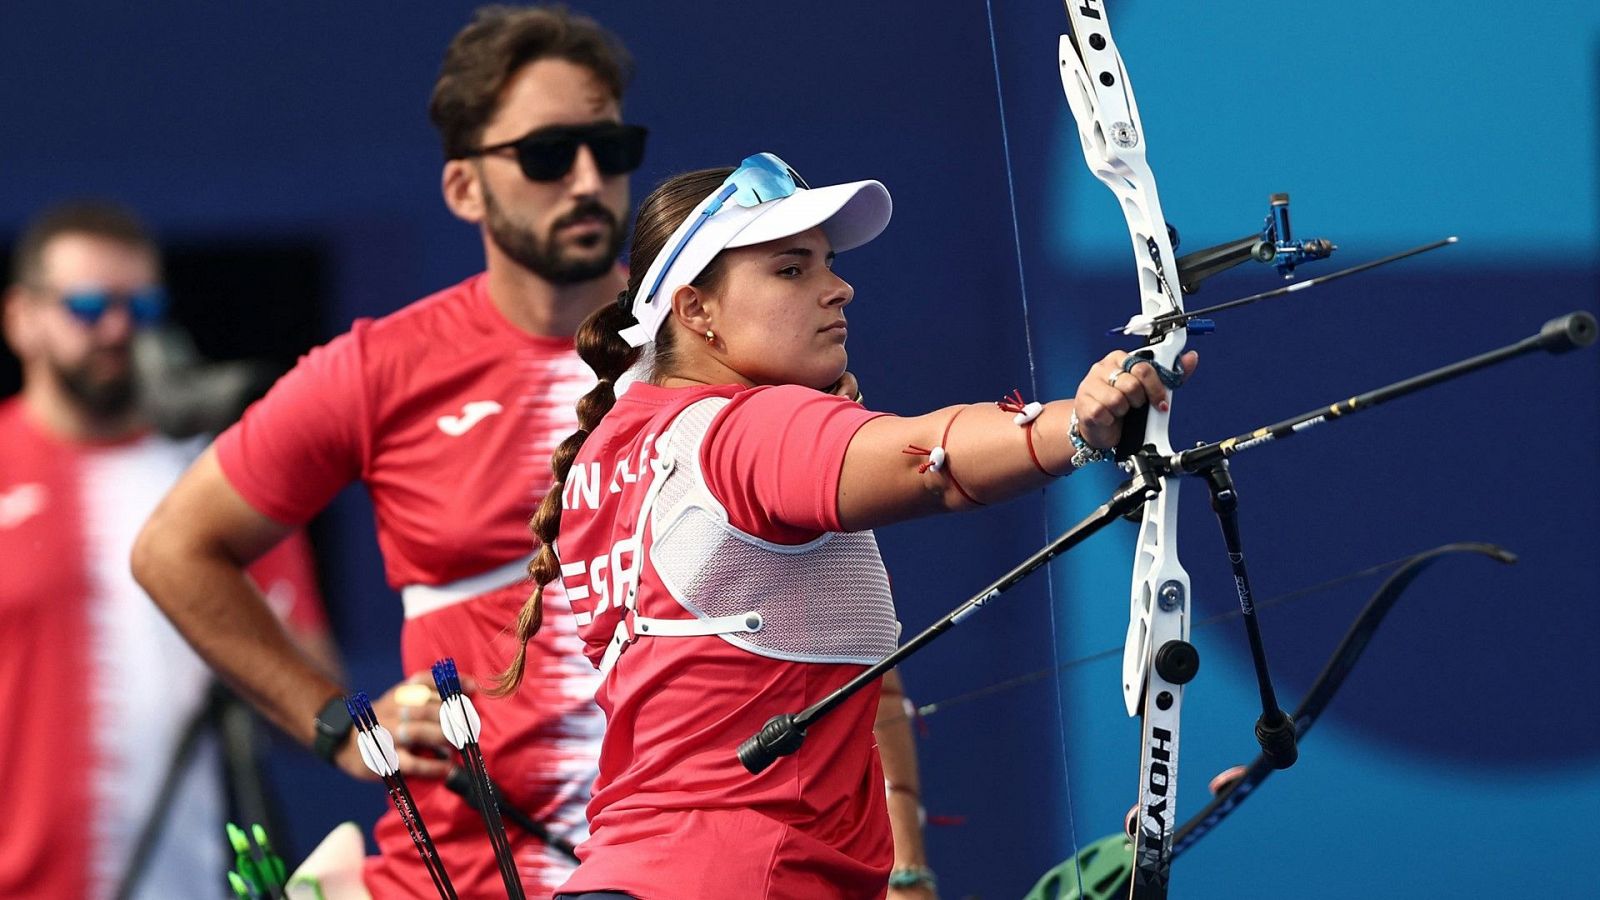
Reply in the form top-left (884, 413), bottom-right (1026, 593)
top-left (599, 396), bottom-right (900, 678)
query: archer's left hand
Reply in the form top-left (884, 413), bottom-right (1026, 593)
top-left (1073, 349), bottom-right (1200, 450)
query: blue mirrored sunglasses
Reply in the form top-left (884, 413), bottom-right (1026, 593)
top-left (59, 286), bottom-right (169, 327)
top-left (723, 152), bottom-right (809, 210)
top-left (641, 153), bottom-right (810, 306)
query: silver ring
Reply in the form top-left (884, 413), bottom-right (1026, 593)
top-left (394, 723), bottom-right (409, 745)
top-left (1105, 371), bottom-right (1122, 388)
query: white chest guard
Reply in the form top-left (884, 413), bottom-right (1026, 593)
top-left (600, 396), bottom-right (900, 676)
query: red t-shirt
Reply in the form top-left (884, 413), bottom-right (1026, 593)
top-left (0, 398), bottom-right (324, 900)
top-left (555, 382), bottom-right (896, 900)
top-left (216, 273), bottom-right (593, 590)
top-left (213, 274), bottom-right (604, 897)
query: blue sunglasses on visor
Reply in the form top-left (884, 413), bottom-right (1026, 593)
top-left (640, 153), bottom-right (809, 306)
top-left (56, 285), bottom-right (169, 328)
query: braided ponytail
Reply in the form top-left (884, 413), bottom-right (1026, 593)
top-left (499, 302), bottom-right (637, 693)
top-left (498, 165), bottom-right (737, 693)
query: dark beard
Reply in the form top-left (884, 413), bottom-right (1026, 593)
top-left (483, 186), bottom-right (623, 286)
top-left (53, 354), bottom-right (137, 418)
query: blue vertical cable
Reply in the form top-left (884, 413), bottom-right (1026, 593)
top-left (983, 1), bottom-right (1086, 891)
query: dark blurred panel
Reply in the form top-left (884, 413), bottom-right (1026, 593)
top-left (162, 240), bottom-right (326, 370)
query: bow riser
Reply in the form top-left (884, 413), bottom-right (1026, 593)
top-left (1061, 4), bottom-right (1193, 896)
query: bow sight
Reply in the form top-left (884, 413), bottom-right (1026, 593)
top-left (1111, 193), bottom-right (1464, 344)
top-left (1112, 232), bottom-right (1458, 341)
top-left (1170, 192), bottom-right (1336, 298)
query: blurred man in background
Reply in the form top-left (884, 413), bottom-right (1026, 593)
top-left (0, 200), bottom-right (329, 899)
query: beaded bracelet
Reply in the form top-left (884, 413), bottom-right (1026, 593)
top-left (1068, 410), bottom-right (1114, 468)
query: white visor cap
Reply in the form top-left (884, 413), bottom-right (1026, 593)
top-left (619, 178), bottom-right (892, 348)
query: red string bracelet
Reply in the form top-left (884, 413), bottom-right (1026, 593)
top-left (997, 389), bottom-right (1066, 477)
top-left (902, 405), bottom-right (984, 505)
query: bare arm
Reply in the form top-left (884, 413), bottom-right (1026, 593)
top-left (837, 350), bottom-right (1198, 531)
top-left (132, 447), bottom-right (453, 779)
top-left (876, 669), bottom-right (937, 899)
top-left (132, 447), bottom-right (341, 745)
top-left (839, 400), bottom-right (1072, 530)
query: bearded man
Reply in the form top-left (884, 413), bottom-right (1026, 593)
top-left (132, 7), bottom-right (635, 897)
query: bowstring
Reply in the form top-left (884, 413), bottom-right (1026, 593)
top-left (983, 1), bottom-right (1087, 889)
top-left (880, 548), bottom-right (1422, 728)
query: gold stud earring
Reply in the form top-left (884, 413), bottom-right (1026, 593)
top-left (704, 329), bottom-right (716, 344)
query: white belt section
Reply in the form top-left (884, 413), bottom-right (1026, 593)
top-left (597, 610), bottom-right (765, 677)
top-left (400, 555), bottom-right (533, 620)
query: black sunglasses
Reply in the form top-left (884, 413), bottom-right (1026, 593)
top-left (465, 122), bottom-right (648, 182)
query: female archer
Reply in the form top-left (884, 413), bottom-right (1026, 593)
top-left (503, 152), bottom-right (1196, 899)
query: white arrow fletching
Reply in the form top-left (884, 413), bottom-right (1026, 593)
top-left (356, 730), bottom-right (397, 777)
top-left (439, 694), bottom-right (484, 748)
top-left (440, 697), bottom-right (468, 749)
top-left (460, 694), bottom-right (483, 742)
top-left (355, 731), bottom-right (379, 775)
top-left (373, 726), bottom-right (399, 774)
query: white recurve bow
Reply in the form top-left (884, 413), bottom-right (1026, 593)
top-left (1058, 4), bottom-right (1191, 896)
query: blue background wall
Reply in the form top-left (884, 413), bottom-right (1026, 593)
top-left (4, 2), bottom-right (1595, 897)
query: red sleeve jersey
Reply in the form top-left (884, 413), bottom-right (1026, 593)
top-left (216, 273), bottom-right (592, 590)
top-left (554, 382), bottom-right (897, 900)
top-left (213, 274), bottom-right (605, 897)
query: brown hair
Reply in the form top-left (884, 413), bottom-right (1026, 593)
top-left (429, 5), bottom-right (634, 160)
top-left (10, 201), bottom-right (157, 287)
top-left (500, 167), bottom-right (733, 692)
